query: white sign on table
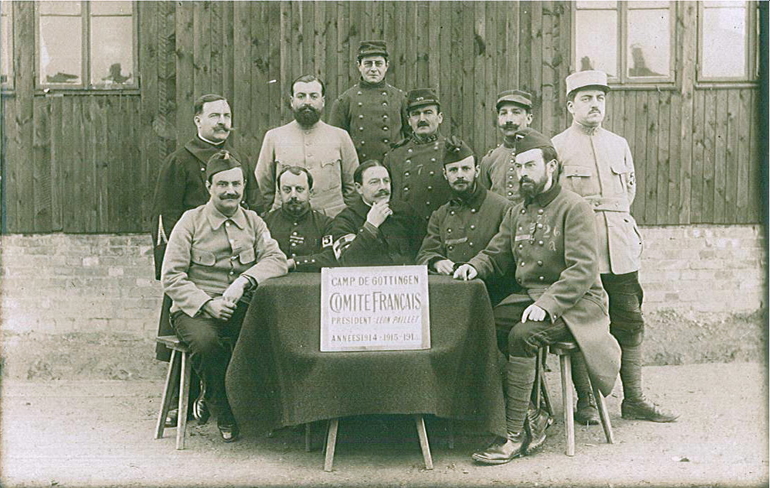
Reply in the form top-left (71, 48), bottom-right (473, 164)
top-left (320, 265), bottom-right (430, 352)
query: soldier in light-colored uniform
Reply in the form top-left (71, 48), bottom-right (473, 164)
top-left (553, 70), bottom-right (678, 424)
top-left (479, 89), bottom-right (534, 205)
top-left (329, 40), bottom-right (409, 164)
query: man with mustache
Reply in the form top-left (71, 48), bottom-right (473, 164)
top-left (454, 128), bottom-right (620, 464)
top-left (553, 71), bottom-right (678, 425)
top-left (263, 166), bottom-right (336, 271)
top-left (329, 160), bottom-right (424, 266)
top-left (151, 94), bottom-right (262, 427)
top-left (162, 151), bottom-right (288, 442)
top-left (383, 88), bottom-right (453, 224)
top-left (415, 137), bottom-right (515, 304)
top-left (329, 40), bottom-right (409, 163)
top-left (256, 75), bottom-right (359, 218)
top-left (479, 90), bottom-right (534, 205)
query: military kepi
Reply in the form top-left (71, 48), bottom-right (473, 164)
top-left (358, 40), bottom-right (389, 60)
top-left (206, 150), bottom-right (243, 181)
top-left (443, 136), bottom-right (474, 166)
top-left (406, 88), bottom-right (440, 111)
top-left (565, 70), bottom-right (610, 97)
top-left (495, 89), bottom-right (533, 111)
top-left (513, 128), bottom-right (554, 154)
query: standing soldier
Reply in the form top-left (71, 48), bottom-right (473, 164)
top-left (383, 88), bottom-right (453, 224)
top-left (553, 70), bottom-right (678, 424)
top-left (329, 40), bottom-right (409, 164)
top-left (479, 90), bottom-right (534, 205)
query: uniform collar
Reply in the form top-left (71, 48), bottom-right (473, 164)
top-left (359, 78), bottom-right (387, 89)
top-left (411, 132), bottom-right (439, 145)
top-left (185, 136), bottom-right (233, 165)
top-left (502, 136), bottom-right (517, 149)
top-left (205, 200), bottom-right (247, 230)
top-left (572, 121), bottom-right (602, 136)
top-left (449, 182), bottom-right (486, 208)
top-left (525, 182), bottom-right (561, 208)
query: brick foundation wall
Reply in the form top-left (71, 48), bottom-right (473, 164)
top-left (1, 225), bottom-right (766, 337)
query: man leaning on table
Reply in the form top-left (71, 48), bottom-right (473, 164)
top-left (162, 151), bottom-right (288, 443)
top-left (454, 128), bottom-right (620, 464)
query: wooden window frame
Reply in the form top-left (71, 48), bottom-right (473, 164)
top-left (1, 0), bottom-right (14, 91)
top-left (572, 1), bottom-right (677, 88)
top-left (697, 1), bottom-right (760, 84)
top-left (34, 0), bottom-right (139, 92)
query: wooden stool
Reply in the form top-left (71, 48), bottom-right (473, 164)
top-left (154, 335), bottom-right (192, 450)
top-left (549, 341), bottom-right (614, 456)
top-left (322, 415), bottom-right (434, 472)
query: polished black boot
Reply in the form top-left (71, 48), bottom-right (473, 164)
top-left (524, 408), bottom-right (552, 455)
top-left (571, 353), bottom-right (600, 425)
top-left (471, 432), bottom-right (528, 464)
top-left (620, 344), bottom-right (679, 422)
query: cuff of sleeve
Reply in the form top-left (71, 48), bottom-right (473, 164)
top-left (535, 296), bottom-right (561, 322)
top-left (362, 222), bottom-right (379, 236)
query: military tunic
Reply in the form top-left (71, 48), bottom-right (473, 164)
top-left (479, 142), bottom-right (523, 206)
top-left (468, 183), bottom-right (620, 396)
top-left (329, 197), bottom-right (425, 267)
top-left (263, 206), bottom-right (335, 272)
top-left (329, 79), bottom-right (409, 164)
top-left (383, 134), bottom-right (453, 223)
top-left (255, 120), bottom-right (359, 218)
top-left (552, 123), bottom-right (641, 275)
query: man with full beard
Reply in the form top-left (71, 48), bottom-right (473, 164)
top-left (263, 166), bottom-right (335, 272)
top-left (415, 137), bottom-right (514, 304)
top-left (479, 90), bottom-right (534, 205)
top-left (256, 75), bottom-right (359, 218)
top-left (454, 128), bottom-right (620, 464)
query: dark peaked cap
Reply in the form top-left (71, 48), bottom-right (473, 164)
top-left (513, 128), bottom-right (555, 154)
top-left (358, 40), bottom-right (389, 59)
top-left (406, 88), bottom-right (440, 111)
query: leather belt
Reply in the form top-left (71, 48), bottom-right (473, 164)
top-left (584, 196), bottom-right (630, 213)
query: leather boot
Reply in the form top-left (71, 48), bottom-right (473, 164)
top-left (471, 432), bottom-right (528, 464)
top-left (524, 408), bottom-right (552, 455)
top-left (571, 353), bottom-right (600, 425)
top-left (620, 344), bottom-right (679, 422)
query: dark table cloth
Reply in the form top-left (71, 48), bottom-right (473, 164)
top-left (226, 273), bottom-right (506, 438)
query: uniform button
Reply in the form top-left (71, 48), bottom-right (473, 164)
top-left (404, 186), bottom-right (410, 192)
top-left (450, 211), bottom-right (455, 216)
top-left (448, 245), bottom-right (454, 251)
top-left (508, 192), bottom-right (513, 196)
top-left (429, 171), bottom-right (435, 176)
top-left (470, 224), bottom-right (475, 230)
top-left (520, 209), bottom-right (526, 214)
top-left (359, 127), bottom-right (364, 131)
top-left (290, 242), bottom-right (296, 247)
top-left (408, 149), bottom-right (413, 153)
top-left (383, 139), bottom-right (389, 144)
top-left (520, 262), bottom-right (525, 266)
top-left (537, 260), bottom-right (543, 266)
top-left (311, 259), bottom-right (316, 263)
top-left (383, 114), bottom-right (389, 119)
top-left (539, 276), bottom-right (544, 281)
top-left (382, 92), bottom-right (387, 96)
top-left (518, 226), bottom-right (523, 231)
top-left (359, 114), bottom-right (364, 119)
top-left (292, 230), bottom-right (298, 235)
top-left (537, 223), bottom-right (543, 229)
top-left (358, 102), bottom-right (363, 107)
top-left (471, 208), bottom-right (476, 213)
top-left (231, 256), bottom-right (237, 261)
top-left (430, 158), bottom-right (436, 162)
top-left (406, 160), bottom-right (412, 164)
top-left (508, 175), bottom-right (514, 180)
top-left (383, 126), bottom-right (389, 131)
top-left (230, 271), bottom-right (235, 275)
top-left (362, 153), bottom-right (367, 158)
top-left (537, 209), bottom-right (544, 214)
top-left (361, 140), bottom-right (365, 145)
top-left (200, 167), bottom-right (205, 172)
top-left (447, 228), bottom-right (453, 233)
top-left (518, 244), bottom-right (523, 249)
top-left (382, 102), bottom-right (388, 106)
top-left (426, 201), bottom-right (431, 205)
top-left (357, 91), bottom-right (362, 95)
top-left (469, 242), bottom-right (474, 247)
top-left (404, 171), bottom-right (410, 176)
top-left (427, 186), bottom-right (432, 191)
top-left (538, 240), bottom-right (544, 246)
top-left (225, 221), bottom-right (230, 226)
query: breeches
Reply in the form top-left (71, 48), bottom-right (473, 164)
top-left (601, 271), bottom-right (645, 346)
top-left (493, 300), bottom-right (574, 358)
top-left (171, 301), bottom-right (249, 413)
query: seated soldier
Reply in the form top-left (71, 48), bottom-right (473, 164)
top-left (329, 160), bottom-right (425, 266)
top-left (454, 129), bottom-right (621, 464)
top-left (264, 166), bottom-right (335, 271)
top-left (162, 151), bottom-right (288, 443)
top-left (416, 136), bottom-right (516, 304)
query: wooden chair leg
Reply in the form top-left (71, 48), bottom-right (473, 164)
top-left (176, 351), bottom-right (191, 450)
top-left (323, 418), bottom-right (339, 472)
top-left (155, 349), bottom-right (179, 440)
top-left (540, 370), bottom-right (554, 417)
top-left (305, 423), bottom-right (312, 452)
top-left (414, 415), bottom-right (433, 470)
top-left (591, 380), bottom-right (615, 444)
top-left (559, 353), bottom-right (575, 457)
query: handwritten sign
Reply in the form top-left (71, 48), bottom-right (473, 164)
top-left (320, 266), bottom-right (430, 352)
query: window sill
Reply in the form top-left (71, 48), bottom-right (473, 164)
top-left (607, 84), bottom-right (678, 92)
top-left (694, 81), bottom-right (760, 90)
top-left (34, 88), bottom-right (141, 96)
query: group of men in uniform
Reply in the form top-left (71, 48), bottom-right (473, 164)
top-left (150, 38), bottom-right (677, 456)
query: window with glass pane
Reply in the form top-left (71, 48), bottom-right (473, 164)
top-left (1, 1), bottom-right (12, 87)
top-left (701, 2), bottom-right (750, 80)
top-left (574, 2), bottom-right (674, 84)
top-left (37, 1), bottom-right (136, 89)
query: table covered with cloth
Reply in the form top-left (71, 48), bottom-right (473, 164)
top-left (226, 273), bottom-right (506, 438)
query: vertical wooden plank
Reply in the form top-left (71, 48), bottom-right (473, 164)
top-left (61, 97), bottom-right (76, 232)
top-left (383, 1), bottom-right (396, 89)
top-left (676, 0), bottom-right (696, 224)
top-left (668, 89), bottom-right (683, 225)
top-left (210, 1), bottom-right (223, 95)
top-left (482, 1), bottom-right (495, 151)
top-left (713, 90), bottom-right (728, 223)
top-left (428, 1), bottom-right (440, 94)
top-left (448, 2), bottom-right (463, 136)
top-left (416, 2), bottom-right (429, 87)
top-left (690, 90), bottom-right (705, 224)
top-left (643, 92), bottom-right (657, 225)
top-left (519, 1), bottom-right (532, 95)
top-left (233, 1), bottom-right (251, 151)
top-left (323, 1), bottom-right (338, 99)
top-left (278, 2), bottom-right (292, 124)
top-left (472, 1), bottom-right (486, 150)
top-left (701, 92), bottom-right (716, 223)
top-left (336, 1), bottom-right (350, 102)
top-left (137, 1), bottom-right (156, 231)
top-left (438, 2), bottom-right (452, 128)
top-left (176, 2), bottom-right (194, 146)
top-left (461, 2), bottom-right (474, 142)
top-left (656, 91), bottom-right (671, 225)
top-left (724, 90), bottom-right (741, 223)
top-left (222, 2), bottom-right (234, 101)
top-left (314, 0), bottom-right (325, 80)
top-left (530, 2), bottom-right (543, 132)
top-left (348, 1), bottom-right (363, 84)
top-left (301, 1), bottom-right (314, 75)
top-left (193, 1), bottom-right (211, 97)
top-left (632, 92), bottom-right (648, 222)
top-left (747, 90), bottom-right (760, 223)
top-left (90, 97), bottom-right (106, 231)
top-left (32, 98), bottom-right (52, 232)
top-left (735, 89), bottom-right (751, 222)
top-left (540, 1), bottom-right (555, 139)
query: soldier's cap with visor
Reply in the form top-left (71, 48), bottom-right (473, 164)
top-left (206, 150), bottom-right (244, 182)
top-left (566, 70), bottom-right (611, 98)
top-left (443, 136), bottom-right (474, 167)
top-left (406, 88), bottom-right (440, 112)
top-left (357, 40), bottom-right (389, 61)
top-left (495, 89), bottom-right (533, 111)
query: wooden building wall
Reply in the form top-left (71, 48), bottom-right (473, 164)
top-left (1, 1), bottom-right (765, 234)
